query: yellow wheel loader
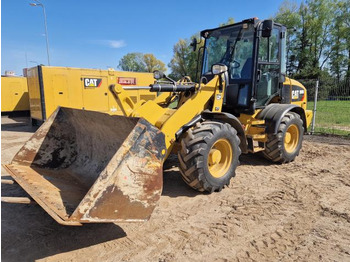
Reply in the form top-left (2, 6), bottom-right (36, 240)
top-left (2, 18), bottom-right (312, 225)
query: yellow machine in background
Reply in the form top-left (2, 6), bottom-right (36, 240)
top-left (3, 18), bottom-right (313, 226)
top-left (1, 76), bottom-right (29, 113)
top-left (27, 66), bottom-right (157, 124)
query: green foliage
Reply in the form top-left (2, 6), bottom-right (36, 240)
top-left (143, 54), bottom-right (166, 73)
top-left (329, 0), bottom-right (350, 80)
top-left (168, 39), bottom-right (199, 81)
top-left (274, 0), bottom-right (350, 79)
top-left (118, 53), bottom-right (166, 73)
top-left (118, 53), bottom-right (146, 72)
top-left (169, 1), bottom-right (350, 81)
top-left (274, 1), bottom-right (301, 75)
top-left (306, 0), bottom-right (335, 69)
top-left (219, 17), bottom-right (235, 27)
top-left (168, 18), bottom-right (234, 82)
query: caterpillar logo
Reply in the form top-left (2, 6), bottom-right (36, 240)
top-left (84, 78), bottom-right (102, 88)
top-left (292, 86), bottom-right (305, 101)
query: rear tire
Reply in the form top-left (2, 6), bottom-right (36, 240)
top-left (263, 112), bottom-right (304, 163)
top-left (178, 121), bottom-right (241, 193)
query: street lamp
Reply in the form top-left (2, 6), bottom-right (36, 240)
top-left (30, 0), bottom-right (50, 66)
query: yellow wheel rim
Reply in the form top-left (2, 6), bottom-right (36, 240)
top-left (207, 138), bottom-right (233, 178)
top-left (284, 124), bottom-right (299, 153)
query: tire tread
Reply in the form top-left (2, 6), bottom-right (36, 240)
top-left (263, 112), bottom-right (304, 163)
top-left (178, 121), bottom-right (241, 192)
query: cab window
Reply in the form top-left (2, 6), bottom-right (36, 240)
top-left (256, 28), bottom-right (281, 106)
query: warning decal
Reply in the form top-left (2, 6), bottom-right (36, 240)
top-left (118, 77), bottom-right (137, 85)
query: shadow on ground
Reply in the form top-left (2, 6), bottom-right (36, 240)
top-left (239, 152), bottom-right (276, 166)
top-left (162, 169), bottom-right (202, 198)
top-left (1, 116), bottom-right (37, 133)
top-left (161, 151), bottom-right (278, 198)
top-left (1, 202), bottom-right (126, 262)
top-left (162, 154), bottom-right (201, 198)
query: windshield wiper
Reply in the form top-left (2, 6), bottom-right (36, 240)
top-left (220, 28), bottom-right (243, 65)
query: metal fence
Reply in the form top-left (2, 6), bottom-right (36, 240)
top-left (298, 77), bottom-right (350, 136)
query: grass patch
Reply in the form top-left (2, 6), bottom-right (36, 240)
top-left (312, 126), bottom-right (350, 136)
top-left (307, 100), bottom-right (350, 135)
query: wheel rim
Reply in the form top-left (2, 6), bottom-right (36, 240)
top-left (207, 138), bottom-right (232, 178)
top-left (284, 124), bottom-right (299, 153)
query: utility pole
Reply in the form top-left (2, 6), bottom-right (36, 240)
top-left (30, 0), bottom-right (51, 66)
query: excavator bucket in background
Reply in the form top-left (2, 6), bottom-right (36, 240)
top-left (3, 107), bottom-right (166, 226)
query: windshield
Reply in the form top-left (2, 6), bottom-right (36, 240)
top-left (202, 23), bottom-right (255, 82)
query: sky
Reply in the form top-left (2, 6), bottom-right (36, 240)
top-left (2, 0), bottom-right (301, 75)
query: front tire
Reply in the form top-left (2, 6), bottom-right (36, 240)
top-left (178, 121), bottom-right (241, 193)
top-left (263, 112), bottom-right (304, 163)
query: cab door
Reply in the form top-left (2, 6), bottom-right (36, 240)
top-left (256, 25), bottom-right (285, 107)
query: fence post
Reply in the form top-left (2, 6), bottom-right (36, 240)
top-left (311, 79), bottom-right (319, 134)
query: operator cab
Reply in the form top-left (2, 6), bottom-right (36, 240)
top-left (200, 18), bottom-right (287, 115)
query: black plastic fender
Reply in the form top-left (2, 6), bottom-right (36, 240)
top-left (256, 104), bottom-right (307, 134)
top-left (202, 111), bottom-right (248, 153)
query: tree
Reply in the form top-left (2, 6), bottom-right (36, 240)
top-left (330, 1), bottom-right (347, 80)
top-left (330, 0), bottom-right (350, 79)
top-left (274, 1), bottom-right (301, 75)
top-left (219, 17), bottom-right (235, 27)
top-left (295, 2), bottom-right (313, 76)
top-left (118, 53), bottom-right (146, 72)
top-left (341, 0), bottom-right (350, 77)
top-left (143, 53), bottom-right (166, 73)
top-left (274, 0), bottom-right (346, 79)
top-left (168, 39), bottom-right (198, 81)
top-left (168, 18), bottom-right (234, 81)
top-left (306, 0), bottom-right (335, 72)
top-left (118, 53), bottom-right (166, 72)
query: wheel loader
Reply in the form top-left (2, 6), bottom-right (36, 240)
top-left (2, 18), bottom-right (312, 226)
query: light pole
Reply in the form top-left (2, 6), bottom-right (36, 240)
top-left (30, 0), bottom-right (50, 66)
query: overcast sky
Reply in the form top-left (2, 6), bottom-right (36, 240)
top-left (2, 0), bottom-right (301, 75)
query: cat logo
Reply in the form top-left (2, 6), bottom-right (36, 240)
top-left (83, 78), bottom-right (102, 88)
top-left (292, 90), bottom-right (300, 100)
top-left (292, 86), bottom-right (305, 101)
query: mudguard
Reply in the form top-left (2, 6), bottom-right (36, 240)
top-left (256, 104), bottom-right (307, 134)
top-left (202, 111), bottom-right (248, 153)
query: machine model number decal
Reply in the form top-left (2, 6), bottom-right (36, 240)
top-left (118, 77), bottom-right (137, 85)
top-left (84, 78), bottom-right (102, 88)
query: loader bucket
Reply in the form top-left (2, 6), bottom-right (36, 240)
top-left (3, 107), bottom-right (166, 226)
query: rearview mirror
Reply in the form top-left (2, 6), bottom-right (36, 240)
top-left (211, 63), bottom-right (228, 75)
top-left (262, 20), bottom-right (274, 38)
top-left (190, 38), bottom-right (198, 52)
